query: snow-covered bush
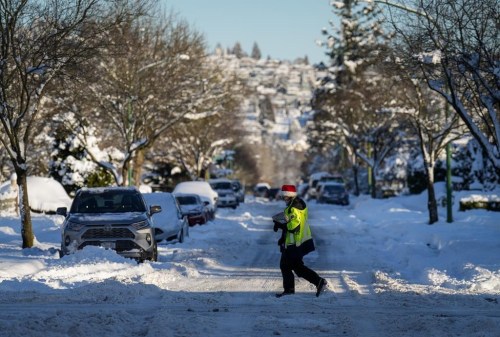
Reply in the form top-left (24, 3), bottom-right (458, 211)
top-left (49, 113), bottom-right (115, 195)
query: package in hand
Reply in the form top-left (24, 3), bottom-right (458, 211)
top-left (272, 212), bottom-right (287, 225)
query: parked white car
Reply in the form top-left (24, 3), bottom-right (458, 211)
top-left (306, 172), bottom-right (333, 200)
top-left (231, 180), bottom-right (245, 203)
top-left (142, 192), bottom-right (189, 243)
top-left (209, 178), bottom-right (238, 209)
top-left (173, 181), bottom-right (218, 220)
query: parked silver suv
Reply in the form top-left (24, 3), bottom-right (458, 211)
top-left (57, 187), bottom-right (160, 262)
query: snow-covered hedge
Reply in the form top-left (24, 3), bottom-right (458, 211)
top-left (459, 194), bottom-right (500, 212)
top-left (0, 191), bottom-right (17, 214)
top-left (0, 177), bottom-right (18, 214)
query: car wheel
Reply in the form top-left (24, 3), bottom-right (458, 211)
top-left (178, 228), bottom-right (185, 243)
top-left (149, 242), bottom-right (158, 262)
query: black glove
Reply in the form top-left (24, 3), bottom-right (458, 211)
top-left (273, 221), bottom-right (282, 232)
top-left (278, 237), bottom-right (284, 246)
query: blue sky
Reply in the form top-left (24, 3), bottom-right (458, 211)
top-left (164, 0), bottom-right (332, 64)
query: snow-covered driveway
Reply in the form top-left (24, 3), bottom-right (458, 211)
top-left (1, 192), bottom-right (499, 336)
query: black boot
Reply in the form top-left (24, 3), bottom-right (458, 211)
top-left (275, 289), bottom-right (295, 298)
top-left (316, 278), bottom-right (327, 297)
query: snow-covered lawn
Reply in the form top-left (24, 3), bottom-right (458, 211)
top-left (0, 185), bottom-right (499, 336)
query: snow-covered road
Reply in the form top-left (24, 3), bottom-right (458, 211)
top-left (1, 191), bottom-right (499, 336)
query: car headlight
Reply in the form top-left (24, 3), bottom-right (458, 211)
top-left (66, 221), bottom-right (85, 231)
top-left (131, 220), bottom-right (149, 230)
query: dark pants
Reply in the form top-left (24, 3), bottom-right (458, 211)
top-left (280, 253), bottom-right (321, 291)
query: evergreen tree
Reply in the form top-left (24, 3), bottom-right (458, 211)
top-left (251, 42), bottom-right (262, 60)
top-left (308, 0), bottom-right (393, 197)
top-left (232, 42), bottom-right (246, 58)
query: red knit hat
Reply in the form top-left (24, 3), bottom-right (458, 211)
top-left (281, 184), bottom-right (297, 197)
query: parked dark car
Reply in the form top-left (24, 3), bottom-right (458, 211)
top-left (57, 187), bottom-right (159, 262)
top-left (267, 188), bottom-right (281, 200)
top-left (317, 183), bottom-right (350, 205)
top-left (253, 183), bottom-right (270, 198)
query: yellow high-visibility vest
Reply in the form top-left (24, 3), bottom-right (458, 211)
top-left (284, 202), bottom-right (313, 247)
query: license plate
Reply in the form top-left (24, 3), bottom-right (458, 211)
top-left (101, 242), bottom-right (116, 249)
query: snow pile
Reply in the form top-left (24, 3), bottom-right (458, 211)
top-left (0, 187), bottom-right (499, 336)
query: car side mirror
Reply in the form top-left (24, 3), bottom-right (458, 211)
top-left (150, 205), bottom-right (162, 215)
top-left (56, 207), bottom-right (67, 216)
top-left (203, 201), bottom-right (209, 206)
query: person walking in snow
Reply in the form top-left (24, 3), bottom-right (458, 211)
top-left (273, 184), bottom-right (327, 298)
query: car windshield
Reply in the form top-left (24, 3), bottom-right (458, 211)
top-left (324, 185), bottom-right (345, 193)
top-left (211, 182), bottom-right (232, 190)
top-left (176, 196), bottom-right (198, 205)
top-left (71, 190), bottom-right (146, 213)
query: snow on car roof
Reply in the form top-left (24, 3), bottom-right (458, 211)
top-left (173, 181), bottom-right (216, 195)
top-left (0, 176), bottom-right (72, 212)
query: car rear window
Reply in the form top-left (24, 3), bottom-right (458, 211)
top-left (324, 185), bottom-right (344, 193)
top-left (210, 182), bottom-right (232, 190)
top-left (177, 196), bottom-right (198, 205)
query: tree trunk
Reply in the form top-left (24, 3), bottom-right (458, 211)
top-left (425, 162), bottom-right (438, 224)
top-left (427, 180), bottom-right (438, 224)
top-left (370, 166), bottom-right (377, 199)
top-left (133, 149), bottom-right (145, 187)
top-left (352, 164), bottom-right (360, 196)
top-left (16, 169), bottom-right (34, 248)
top-left (122, 159), bottom-right (131, 186)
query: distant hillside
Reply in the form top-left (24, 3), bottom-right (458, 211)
top-left (209, 49), bottom-right (325, 186)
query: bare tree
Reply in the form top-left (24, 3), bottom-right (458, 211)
top-left (160, 64), bottom-right (243, 180)
top-left (53, 13), bottom-right (216, 186)
top-left (390, 65), bottom-right (465, 223)
top-left (384, 0), bottom-right (500, 175)
top-left (0, 0), bottom-right (147, 248)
